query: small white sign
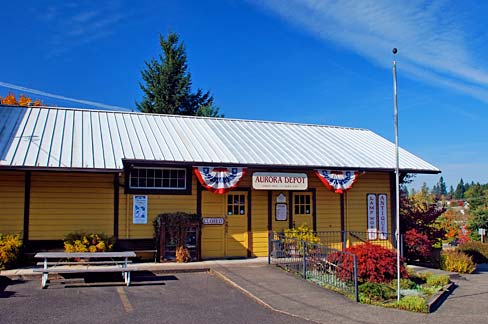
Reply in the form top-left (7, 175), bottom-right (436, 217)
top-left (133, 195), bottom-right (148, 224)
top-left (479, 228), bottom-right (486, 236)
top-left (378, 194), bottom-right (388, 240)
top-left (202, 217), bottom-right (225, 225)
top-left (367, 194), bottom-right (377, 240)
top-left (276, 193), bottom-right (287, 203)
top-left (276, 203), bottom-right (288, 221)
top-left (252, 172), bottom-right (308, 190)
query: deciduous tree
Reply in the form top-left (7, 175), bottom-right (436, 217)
top-left (0, 92), bottom-right (42, 106)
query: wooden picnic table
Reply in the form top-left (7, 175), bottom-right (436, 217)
top-left (34, 251), bottom-right (137, 289)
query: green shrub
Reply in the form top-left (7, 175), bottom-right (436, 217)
top-left (398, 278), bottom-right (417, 289)
top-left (63, 232), bottom-right (114, 252)
top-left (396, 295), bottom-right (428, 313)
top-left (440, 250), bottom-right (476, 274)
top-left (457, 242), bottom-right (488, 264)
top-left (425, 274), bottom-right (450, 288)
top-left (359, 282), bottom-right (396, 302)
top-left (0, 233), bottom-right (22, 270)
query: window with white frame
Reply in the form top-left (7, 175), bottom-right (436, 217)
top-left (129, 167), bottom-right (187, 190)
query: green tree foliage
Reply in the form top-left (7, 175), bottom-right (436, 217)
top-left (465, 183), bottom-right (488, 235)
top-left (137, 32), bottom-right (222, 117)
top-left (431, 176), bottom-right (447, 200)
top-left (454, 178), bottom-right (465, 199)
top-left (439, 176), bottom-right (447, 196)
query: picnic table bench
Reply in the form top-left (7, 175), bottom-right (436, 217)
top-left (34, 251), bottom-right (137, 288)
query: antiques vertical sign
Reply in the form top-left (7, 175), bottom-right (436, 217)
top-left (133, 195), bottom-right (148, 224)
top-left (367, 194), bottom-right (377, 240)
top-left (378, 194), bottom-right (388, 240)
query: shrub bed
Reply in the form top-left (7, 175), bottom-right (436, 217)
top-left (0, 233), bottom-right (22, 270)
top-left (356, 271), bottom-right (449, 313)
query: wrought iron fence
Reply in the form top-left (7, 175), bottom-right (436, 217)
top-left (269, 232), bottom-right (358, 301)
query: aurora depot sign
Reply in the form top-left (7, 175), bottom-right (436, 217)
top-left (252, 172), bottom-right (308, 190)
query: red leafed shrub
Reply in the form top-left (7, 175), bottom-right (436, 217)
top-left (404, 229), bottom-right (431, 262)
top-left (327, 243), bottom-right (408, 283)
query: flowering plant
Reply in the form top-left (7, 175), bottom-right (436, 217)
top-left (64, 232), bottom-right (114, 253)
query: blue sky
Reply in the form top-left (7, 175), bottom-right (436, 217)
top-left (1, 0), bottom-right (487, 189)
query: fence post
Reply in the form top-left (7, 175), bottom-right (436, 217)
top-left (303, 241), bottom-right (307, 280)
top-left (268, 231), bottom-right (272, 264)
top-left (342, 231), bottom-right (347, 251)
top-left (353, 254), bottom-right (358, 302)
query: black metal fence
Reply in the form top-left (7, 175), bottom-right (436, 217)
top-left (269, 232), bottom-right (359, 301)
top-left (314, 231), bottom-right (401, 254)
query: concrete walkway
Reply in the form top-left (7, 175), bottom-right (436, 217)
top-left (2, 259), bottom-right (488, 323)
top-left (212, 262), bottom-right (488, 324)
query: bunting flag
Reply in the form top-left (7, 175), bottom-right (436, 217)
top-left (314, 169), bottom-right (360, 194)
top-left (194, 166), bottom-right (246, 194)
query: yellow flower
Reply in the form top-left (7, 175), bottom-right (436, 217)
top-left (95, 242), bottom-right (106, 252)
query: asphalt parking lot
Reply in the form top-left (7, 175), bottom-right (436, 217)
top-left (0, 271), bottom-right (312, 324)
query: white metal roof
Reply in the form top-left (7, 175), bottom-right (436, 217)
top-left (0, 105), bottom-right (439, 173)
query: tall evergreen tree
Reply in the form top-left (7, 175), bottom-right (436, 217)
top-left (454, 178), bottom-right (465, 199)
top-left (137, 33), bottom-right (222, 117)
top-left (448, 185), bottom-right (454, 199)
top-left (438, 176), bottom-right (447, 196)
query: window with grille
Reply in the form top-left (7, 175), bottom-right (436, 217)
top-left (294, 193), bottom-right (311, 215)
top-left (227, 194), bottom-right (246, 215)
top-left (129, 167), bottom-right (187, 190)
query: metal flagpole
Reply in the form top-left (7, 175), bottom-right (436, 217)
top-left (392, 48), bottom-right (401, 302)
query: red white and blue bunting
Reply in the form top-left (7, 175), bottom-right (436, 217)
top-left (194, 166), bottom-right (246, 194)
top-left (314, 170), bottom-right (360, 194)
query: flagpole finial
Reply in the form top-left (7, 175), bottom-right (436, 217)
top-left (392, 48), bottom-right (398, 54)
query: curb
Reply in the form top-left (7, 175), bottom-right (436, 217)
top-left (210, 268), bottom-right (323, 324)
top-left (428, 282), bottom-right (455, 313)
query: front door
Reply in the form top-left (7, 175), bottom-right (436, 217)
top-left (292, 192), bottom-right (313, 229)
top-left (201, 191), bottom-right (248, 258)
top-left (224, 192), bottom-right (248, 257)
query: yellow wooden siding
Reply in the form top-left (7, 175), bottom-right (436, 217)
top-left (118, 174), bottom-right (197, 239)
top-left (29, 172), bottom-right (114, 240)
top-left (310, 173), bottom-right (341, 232)
top-left (344, 172), bottom-right (390, 232)
top-left (201, 191), bottom-right (225, 258)
top-left (344, 172), bottom-right (393, 248)
top-left (251, 190), bottom-right (268, 257)
top-left (0, 171), bottom-right (25, 234)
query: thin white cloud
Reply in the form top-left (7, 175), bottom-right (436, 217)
top-left (251, 0), bottom-right (488, 103)
top-left (38, 2), bottom-right (128, 57)
top-left (0, 81), bottom-right (131, 111)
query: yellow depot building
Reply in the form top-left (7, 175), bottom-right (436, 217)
top-left (0, 105), bottom-right (439, 259)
